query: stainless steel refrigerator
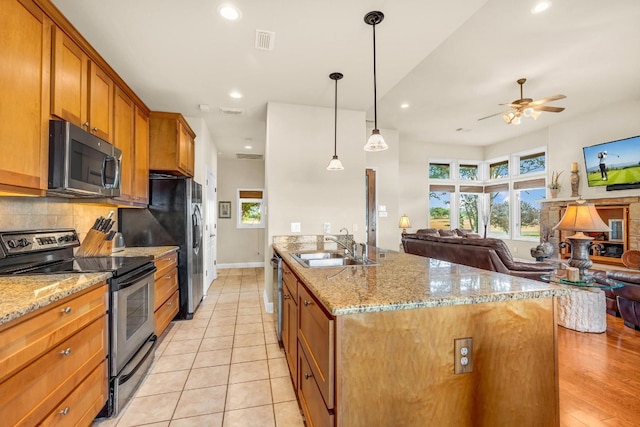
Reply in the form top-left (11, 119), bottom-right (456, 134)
top-left (118, 175), bottom-right (203, 319)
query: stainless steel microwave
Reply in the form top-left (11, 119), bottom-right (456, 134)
top-left (48, 120), bottom-right (121, 198)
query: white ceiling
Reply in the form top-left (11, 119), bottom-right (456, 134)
top-left (52, 0), bottom-right (640, 159)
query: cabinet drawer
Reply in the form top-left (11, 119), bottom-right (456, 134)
top-left (283, 261), bottom-right (297, 300)
top-left (154, 252), bottom-right (178, 280)
top-left (298, 343), bottom-right (334, 427)
top-left (0, 283), bottom-right (107, 382)
top-left (154, 267), bottom-right (178, 311)
top-left (298, 284), bottom-right (334, 409)
top-left (40, 358), bottom-right (108, 427)
top-left (0, 315), bottom-right (107, 426)
top-left (155, 289), bottom-right (179, 336)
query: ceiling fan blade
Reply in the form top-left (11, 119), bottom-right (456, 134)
top-left (478, 111), bottom-right (508, 121)
top-left (532, 105), bottom-right (565, 113)
top-left (530, 94), bottom-right (566, 105)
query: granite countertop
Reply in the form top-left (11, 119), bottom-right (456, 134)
top-left (112, 246), bottom-right (178, 259)
top-left (274, 242), bottom-right (570, 316)
top-left (0, 272), bottom-right (112, 326)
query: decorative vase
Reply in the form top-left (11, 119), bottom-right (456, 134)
top-left (570, 171), bottom-right (580, 197)
top-left (550, 188), bottom-right (558, 198)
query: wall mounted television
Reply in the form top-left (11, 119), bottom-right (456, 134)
top-left (582, 135), bottom-right (640, 190)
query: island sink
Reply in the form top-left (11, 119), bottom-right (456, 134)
top-left (290, 251), bottom-right (375, 267)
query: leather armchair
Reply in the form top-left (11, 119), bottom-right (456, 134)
top-left (606, 270), bottom-right (640, 330)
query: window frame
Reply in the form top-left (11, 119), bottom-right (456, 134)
top-left (236, 188), bottom-right (265, 229)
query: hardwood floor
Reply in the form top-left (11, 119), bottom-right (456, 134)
top-left (559, 315), bottom-right (640, 426)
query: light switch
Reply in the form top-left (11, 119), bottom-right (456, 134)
top-left (291, 222), bottom-right (301, 233)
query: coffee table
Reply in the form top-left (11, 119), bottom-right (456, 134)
top-left (541, 274), bottom-right (623, 333)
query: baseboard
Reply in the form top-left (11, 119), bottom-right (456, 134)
top-left (263, 288), bottom-right (273, 313)
top-left (217, 262), bottom-right (265, 269)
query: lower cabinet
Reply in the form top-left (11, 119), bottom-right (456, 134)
top-left (281, 260), bottom-right (335, 427)
top-left (154, 251), bottom-right (179, 336)
top-left (0, 283), bottom-right (108, 426)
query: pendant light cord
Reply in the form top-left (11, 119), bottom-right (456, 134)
top-left (334, 77), bottom-right (338, 156)
top-left (372, 22), bottom-right (378, 130)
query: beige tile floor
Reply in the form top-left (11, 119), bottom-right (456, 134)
top-left (94, 267), bottom-right (305, 427)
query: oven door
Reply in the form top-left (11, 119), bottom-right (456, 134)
top-left (111, 266), bottom-right (156, 376)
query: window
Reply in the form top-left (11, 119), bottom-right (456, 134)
top-left (459, 186), bottom-right (483, 233)
top-left (429, 186), bottom-right (452, 230)
top-left (429, 162), bottom-right (451, 179)
top-left (519, 152), bottom-right (546, 175)
top-left (486, 183), bottom-right (509, 237)
top-left (489, 160), bottom-right (509, 179)
top-left (459, 164), bottom-right (479, 180)
top-left (237, 189), bottom-right (264, 228)
top-left (514, 179), bottom-right (546, 240)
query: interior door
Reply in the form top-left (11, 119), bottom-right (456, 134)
top-left (366, 168), bottom-right (377, 247)
top-left (206, 169), bottom-right (218, 283)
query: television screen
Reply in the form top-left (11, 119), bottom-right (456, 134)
top-left (583, 135), bottom-right (640, 187)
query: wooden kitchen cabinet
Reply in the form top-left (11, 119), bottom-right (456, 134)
top-left (282, 262), bottom-right (298, 389)
top-left (153, 251), bottom-right (179, 336)
top-left (114, 87), bottom-right (150, 205)
top-left (52, 26), bottom-right (113, 143)
top-left (149, 111), bottom-right (196, 177)
top-left (0, 283), bottom-right (108, 426)
top-left (0, 0), bottom-right (51, 195)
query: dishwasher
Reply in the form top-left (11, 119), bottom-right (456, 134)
top-left (271, 252), bottom-right (283, 345)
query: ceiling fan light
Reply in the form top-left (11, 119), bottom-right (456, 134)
top-left (364, 129), bottom-right (388, 151)
top-left (512, 115), bottom-right (521, 125)
top-left (523, 107), bottom-right (534, 117)
top-left (327, 155), bottom-right (344, 171)
top-left (531, 110), bottom-right (542, 120)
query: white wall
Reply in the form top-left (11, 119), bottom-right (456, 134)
top-left (217, 158), bottom-right (266, 266)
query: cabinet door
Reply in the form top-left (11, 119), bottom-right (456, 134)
top-left (282, 284), bottom-right (298, 389)
top-left (113, 86), bottom-right (134, 201)
top-left (51, 26), bottom-right (88, 127)
top-left (88, 62), bottom-right (113, 142)
top-left (178, 122), bottom-right (194, 176)
top-left (0, 0), bottom-right (51, 193)
top-left (133, 106), bottom-right (150, 203)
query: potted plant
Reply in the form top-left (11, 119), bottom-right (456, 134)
top-left (548, 170), bottom-right (563, 198)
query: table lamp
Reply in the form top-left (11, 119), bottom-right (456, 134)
top-left (552, 200), bottom-right (610, 283)
top-left (399, 214), bottom-right (411, 235)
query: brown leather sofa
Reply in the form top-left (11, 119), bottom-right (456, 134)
top-left (593, 270), bottom-right (620, 317)
top-left (606, 270), bottom-right (640, 330)
top-left (401, 229), bottom-right (555, 281)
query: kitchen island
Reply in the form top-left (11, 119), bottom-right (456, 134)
top-left (274, 241), bottom-right (569, 427)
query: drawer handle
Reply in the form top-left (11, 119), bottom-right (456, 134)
top-left (59, 407), bottom-right (70, 416)
top-left (303, 300), bottom-right (313, 307)
top-left (304, 373), bottom-right (313, 380)
top-left (167, 301), bottom-right (172, 306)
top-left (82, 122), bottom-right (89, 128)
top-left (283, 294), bottom-right (290, 300)
top-left (165, 275), bottom-right (174, 280)
top-left (60, 348), bottom-right (72, 356)
top-left (91, 127), bottom-right (98, 133)
top-left (61, 306), bottom-right (72, 314)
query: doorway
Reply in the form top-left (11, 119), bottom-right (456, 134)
top-left (366, 168), bottom-right (377, 247)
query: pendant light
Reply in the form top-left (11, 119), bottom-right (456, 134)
top-left (363, 11), bottom-right (388, 152)
top-left (327, 72), bottom-right (345, 171)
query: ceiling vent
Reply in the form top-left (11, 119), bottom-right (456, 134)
top-left (255, 30), bottom-right (275, 50)
top-left (219, 107), bottom-right (244, 115)
top-left (236, 153), bottom-right (264, 160)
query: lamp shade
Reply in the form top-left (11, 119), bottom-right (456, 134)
top-left (327, 156), bottom-right (344, 171)
top-left (364, 129), bottom-right (388, 152)
top-left (552, 203), bottom-right (610, 233)
top-left (398, 214), bottom-right (411, 229)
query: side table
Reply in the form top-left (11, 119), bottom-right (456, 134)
top-left (541, 274), bottom-right (623, 333)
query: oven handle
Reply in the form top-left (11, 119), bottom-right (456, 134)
top-left (118, 335), bottom-right (157, 384)
top-left (116, 266), bottom-right (157, 290)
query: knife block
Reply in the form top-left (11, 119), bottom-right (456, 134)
top-left (76, 229), bottom-right (113, 257)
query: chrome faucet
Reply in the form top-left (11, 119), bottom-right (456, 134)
top-left (326, 228), bottom-right (358, 259)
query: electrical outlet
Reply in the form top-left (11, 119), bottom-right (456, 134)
top-left (291, 222), bottom-right (301, 233)
top-left (454, 337), bottom-right (473, 374)
top-left (323, 223), bottom-right (331, 234)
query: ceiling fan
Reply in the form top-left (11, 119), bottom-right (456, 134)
top-left (478, 78), bottom-right (566, 125)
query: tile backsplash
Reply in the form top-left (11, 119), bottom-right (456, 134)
top-left (0, 197), bottom-right (118, 242)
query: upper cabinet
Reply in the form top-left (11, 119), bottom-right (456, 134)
top-left (149, 112), bottom-right (196, 177)
top-left (0, 0), bottom-right (52, 195)
top-left (133, 106), bottom-right (150, 204)
top-left (51, 26), bottom-right (113, 143)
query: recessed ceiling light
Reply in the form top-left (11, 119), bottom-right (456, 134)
top-left (229, 91), bottom-right (243, 99)
top-left (244, 145), bottom-right (252, 150)
top-left (219, 4), bottom-right (241, 21)
top-left (531, 1), bottom-right (551, 14)
top-left (400, 103), bottom-right (409, 109)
